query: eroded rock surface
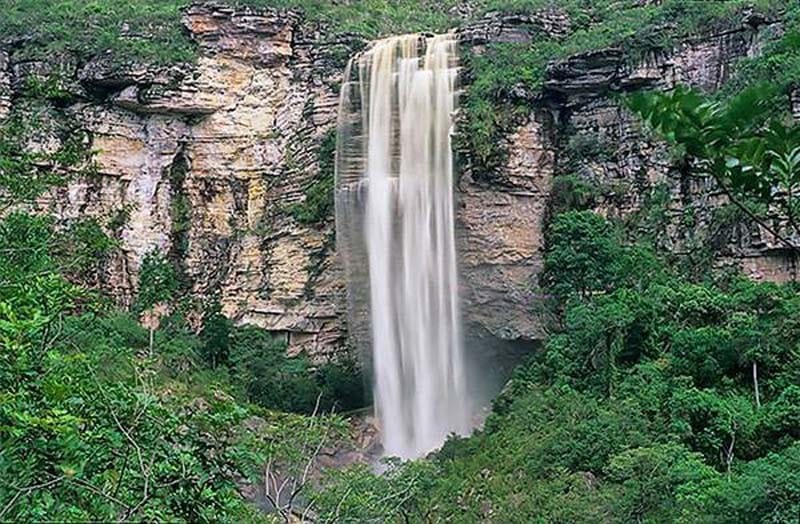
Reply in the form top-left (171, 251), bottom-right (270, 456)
top-left (5, 3), bottom-right (354, 359)
top-left (1, 3), bottom-right (794, 360)
top-left (457, 111), bottom-right (555, 341)
top-left (542, 18), bottom-right (796, 281)
top-left (456, 14), bottom-right (796, 344)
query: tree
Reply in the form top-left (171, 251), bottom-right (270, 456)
top-left (627, 85), bottom-right (800, 253)
top-left (136, 250), bottom-right (179, 356)
top-left (542, 211), bottom-right (625, 302)
top-left (200, 298), bottom-right (232, 369)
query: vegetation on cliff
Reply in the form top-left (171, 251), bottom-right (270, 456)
top-left (461, 0), bottom-right (797, 178)
top-left (628, 84), bottom-right (800, 252)
top-left (303, 11), bottom-right (800, 515)
top-left (0, 209), bottom-right (362, 520)
top-left (4, 1), bottom-right (796, 211)
top-left (0, 213), bottom-right (362, 522)
top-left (0, 101), bottom-right (365, 519)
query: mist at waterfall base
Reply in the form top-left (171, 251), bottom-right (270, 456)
top-left (335, 33), bottom-right (490, 460)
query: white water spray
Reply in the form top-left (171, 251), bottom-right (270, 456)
top-left (335, 33), bottom-right (470, 459)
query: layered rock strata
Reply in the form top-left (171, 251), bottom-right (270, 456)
top-left (1, 3), bottom-right (793, 359)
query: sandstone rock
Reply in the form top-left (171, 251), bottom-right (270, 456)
top-left (543, 19), bottom-right (795, 284)
top-left (458, 111), bottom-right (555, 341)
top-left (6, 1), bottom-right (794, 363)
top-left (184, 2), bottom-right (300, 66)
top-left (17, 3), bottom-right (352, 358)
top-left (544, 48), bottom-right (622, 101)
top-left (461, 8), bottom-right (571, 47)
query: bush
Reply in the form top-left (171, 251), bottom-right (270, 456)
top-left (228, 326), bottom-right (366, 414)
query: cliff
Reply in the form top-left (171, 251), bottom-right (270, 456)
top-left (1, 2), bottom-right (793, 359)
top-left (456, 11), bottom-right (792, 347)
top-left (3, 3), bottom-right (358, 358)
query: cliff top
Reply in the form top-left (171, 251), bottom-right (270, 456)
top-left (1, 0), bottom-right (788, 65)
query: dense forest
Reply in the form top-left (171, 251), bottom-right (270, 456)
top-left (2, 0), bottom-right (800, 522)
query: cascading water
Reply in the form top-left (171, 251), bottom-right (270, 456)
top-left (335, 33), bottom-right (471, 459)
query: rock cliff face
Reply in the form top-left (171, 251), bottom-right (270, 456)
top-left (1, 3), bottom-right (793, 359)
top-left (4, 3), bottom-right (361, 359)
top-left (540, 18), bottom-right (793, 280)
top-left (455, 14), bottom-right (794, 346)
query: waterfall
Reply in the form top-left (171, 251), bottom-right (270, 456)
top-left (335, 33), bottom-right (471, 459)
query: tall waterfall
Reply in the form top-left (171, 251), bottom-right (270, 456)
top-left (335, 33), bottom-right (471, 459)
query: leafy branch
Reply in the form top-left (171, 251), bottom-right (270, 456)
top-left (627, 84), bottom-right (800, 253)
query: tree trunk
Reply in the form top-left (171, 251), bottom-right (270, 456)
top-left (149, 327), bottom-right (155, 357)
top-left (752, 361), bottom-right (761, 409)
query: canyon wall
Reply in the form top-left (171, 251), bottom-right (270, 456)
top-left (4, 4), bottom-right (360, 359)
top-left (456, 12), bottom-right (793, 346)
top-left (1, 3), bottom-right (793, 359)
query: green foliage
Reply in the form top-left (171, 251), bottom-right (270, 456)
top-left (0, 308), bottom-right (322, 522)
top-left (701, 442), bottom-right (800, 523)
top-left (542, 211), bottom-right (623, 300)
top-left (200, 299), bottom-right (233, 369)
top-left (313, 460), bottom-right (441, 523)
top-left (56, 218), bottom-right (119, 282)
top-left (315, 211), bottom-right (800, 523)
top-left (549, 173), bottom-right (599, 215)
top-left (0, 98), bottom-right (93, 213)
top-left (196, 298), bottom-right (367, 414)
top-left (229, 327), bottom-right (317, 413)
top-left (168, 151), bottom-right (192, 285)
top-left (460, 0), bottom-right (789, 178)
top-left (605, 443), bottom-right (716, 522)
top-left (720, 3), bottom-right (800, 112)
top-left (542, 211), bottom-right (661, 303)
top-left (316, 357), bottom-right (369, 412)
top-left (289, 129), bottom-right (336, 225)
top-left (136, 250), bottom-right (179, 312)
top-left (2, 0), bottom-right (195, 64)
top-left (228, 326), bottom-right (367, 414)
top-left (0, 205), bottom-right (347, 521)
top-left (627, 84), bottom-right (800, 247)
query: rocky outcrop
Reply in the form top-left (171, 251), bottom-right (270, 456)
top-left (184, 2), bottom-right (300, 65)
top-left (2, 3), bottom-right (358, 359)
top-left (457, 111), bottom-right (555, 341)
top-left (541, 17), bottom-right (795, 282)
top-left (455, 13), bottom-right (796, 346)
top-left (462, 8), bottom-right (571, 45)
